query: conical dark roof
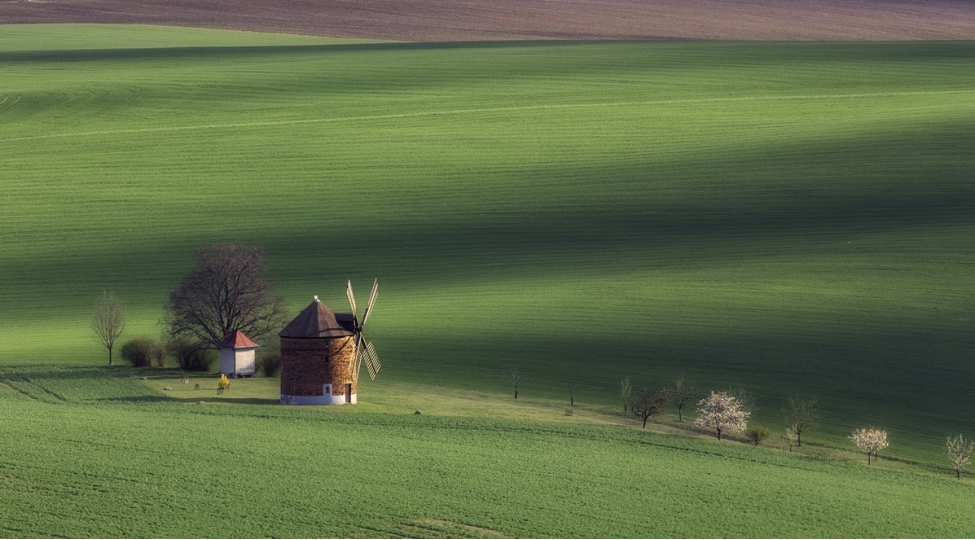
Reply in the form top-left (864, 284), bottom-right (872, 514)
top-left (280, 297), bottom-right (355, 338)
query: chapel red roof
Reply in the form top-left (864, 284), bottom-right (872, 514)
top-left (218, 330), bottom-right (259, 349)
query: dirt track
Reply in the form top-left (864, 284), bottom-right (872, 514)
top-left (1, 0), bottom-right (974, 41)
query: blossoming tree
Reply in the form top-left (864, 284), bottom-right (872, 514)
top-left (946, 434), bottom-right (974, 479)
top-left (849, 427), bottom-right (888, 465)
top-left (694, 391), bottom-right (749, 440)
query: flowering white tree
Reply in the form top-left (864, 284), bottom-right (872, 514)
top-left (849, 427), bottom-right (888, 465)
top-left (694, 391), bottom-right (749, 440)
top-left (946, 434), bottom-right (974, 480)
top-left (784, 428), bottom-right (798, 452)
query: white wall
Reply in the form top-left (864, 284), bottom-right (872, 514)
top-left (220, 347), bottom-right (257, 377)
top-left (281, 384), bottom-right (356, 405)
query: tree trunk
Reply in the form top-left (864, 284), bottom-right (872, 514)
top-left (797, 430), bottom-right (802, 446)
top-left (108, 346), bottom-right (113, 366)
top-left (570, 396), bottom-right (574, 407)
top-left (717, 428), bottom-right (722, 440)
top-left (957, 468), bottom-right (961, 480)
top-left (514, 389), bottom-right (518, 399)
top-left (867, 452), bottom-right (871, 465)
top-left (642, 415), bottom-right (648, 429)
top-left (677, 407), bottom-right (682, 422)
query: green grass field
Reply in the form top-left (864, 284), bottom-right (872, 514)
top-left (2, 365), bottom-right (975, 538)
top-left (2, 24), bottom-right (975, 536)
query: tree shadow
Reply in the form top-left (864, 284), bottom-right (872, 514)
top-left (94, 395), bottom-right (280, 405)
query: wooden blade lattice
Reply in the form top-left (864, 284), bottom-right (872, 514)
top-left (346, 279), bottom-right (380, 384)
top-left (361, 279), bottom-right (378, 326)
top-left (364, 342), bottom-right (381, 380)
top-left (349, 334), bottom-right (364, 383)
top-left (346, 280), bottom-right (358, 322)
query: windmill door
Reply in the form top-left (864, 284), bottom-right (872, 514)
top-left (345, 384), bottom-right (352, 403)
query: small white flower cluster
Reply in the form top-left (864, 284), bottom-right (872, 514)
top-left (694, 391), bottom-right (749, 440)
top-left (849, 427), bottom-right (888, 464)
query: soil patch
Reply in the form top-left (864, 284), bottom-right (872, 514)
top-left (405, 518), bottom-right (508, 538)
top-left (2, 0), bottom-right (974, 41)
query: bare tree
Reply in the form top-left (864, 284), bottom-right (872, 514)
top-left (727, 386), bottom-right (756, 416)
top-left (630, 387), bottom-right (666, 429)
top-left (663, 376), bottom-right (699, 422)
top-left (508, 367), bottom-right (522, 399)
top-left (694, 391), bottom-right (749, 440)
top-left (946, 434), bottom-right (974, 480)
top-left (620, 376), bottom-right (632, 412)
top-left (163, 244), bottom-right (288, 348)
top-left (150, 340), bottom-right (167, 367)
top-left (783, 395), bottom-right (819, 447)
top-left (91, 290), bottom-right (126, 365)
top-left (566, 380), bottom-right (578, 407)
top-left (849, 427), bottom-right (888, 465)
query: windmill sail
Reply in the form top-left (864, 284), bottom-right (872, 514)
top-left (345, 279), bottom-right (380, 383)
top-left (349, 333), bottom-right (364, 382)
top-left (346, 280), bottom-right (358, 321)
top-left (364, 342), bottom-right (380, 380)
top-left (362, 279), bottom-right (378, 326)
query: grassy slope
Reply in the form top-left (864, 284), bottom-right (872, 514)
top-left (2, 24), bottom-right (975, 476)
top-left (1, 365), bottom-right (974, 538)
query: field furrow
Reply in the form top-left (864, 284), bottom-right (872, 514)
top-left (1, 24), bottom-right (975, 536)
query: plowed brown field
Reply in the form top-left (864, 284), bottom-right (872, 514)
top-left (1, 0), bottom-right (973, 41)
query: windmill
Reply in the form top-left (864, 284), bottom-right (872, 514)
top-left (278, 280), bottom-right (383, 405)
top-left (346, 279), bottom-right (381, 382)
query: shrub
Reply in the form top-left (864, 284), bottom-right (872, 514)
top-left (745, 425), bottom-right (773, 446)
top-left (150, 340), bottom-right (167, 367)
top-left (257, 352), bottom-right (281, 377)
top-left (120, 337), bottom-right (159, 367)
top-left (168, 339), bottom-right (215, 372)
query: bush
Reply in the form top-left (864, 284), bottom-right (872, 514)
top-left (745, 425), bottom-right (773, 446)
top-left (150, 341), bottom-right (167, 367)
top-left (257, 352), bottom-right (281, 377)
top-left (120, 337), bottom-right (160, 367)
top-left (168, 339), bottom-right (215, 372)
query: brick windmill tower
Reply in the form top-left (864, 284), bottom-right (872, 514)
top-left (278, 280), bottom-right (381, 405)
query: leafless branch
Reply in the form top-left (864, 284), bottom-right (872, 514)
top-left (163, 244), bottom-right (288, 348)
top-left (507, 367), bottom-right (522, 399)
top-left (630, 387), bottom-right (666, 429)
top-left (662, 376), bottom-right (699, 422)
top-left (91, 290), bottom-right (125, 365)
top-left (783, 395), bottom-right (819, 447)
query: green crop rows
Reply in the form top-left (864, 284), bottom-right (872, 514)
top-left (1, 365), bottom-right (974, 537)
top-left (2, 24), bottom-right (975, 535)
